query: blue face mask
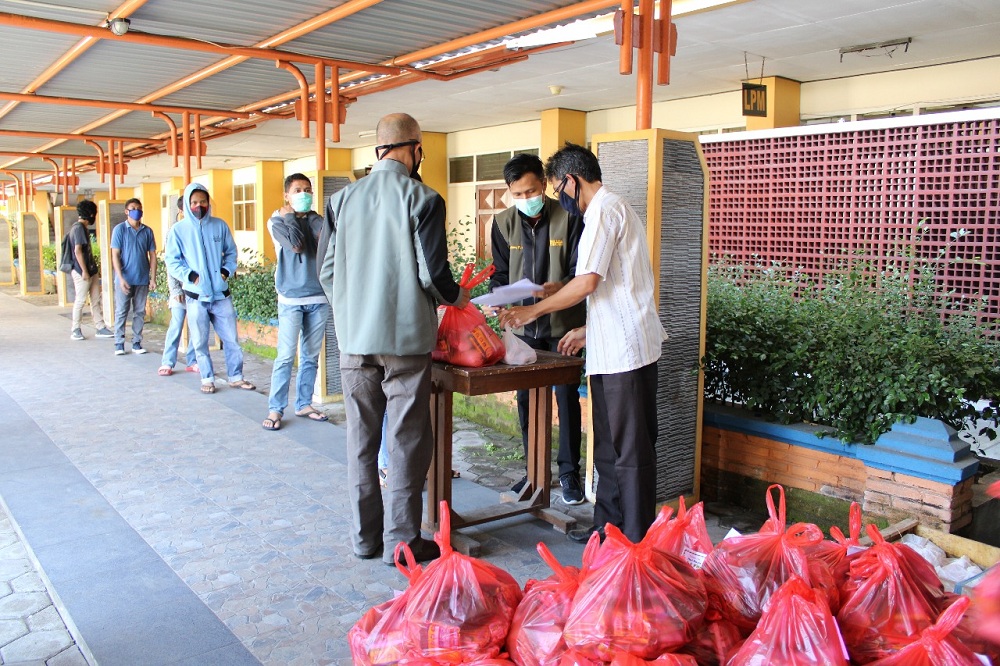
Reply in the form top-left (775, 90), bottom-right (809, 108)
top-left (127, 208), bottom-right (143, 222)
top-left (513, 195), bottom-right (544, 218)
top-left (558, 177), bottom-right (583, 218)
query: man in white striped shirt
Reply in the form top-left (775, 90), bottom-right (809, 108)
top-left (499, 142), bottom-right (667, 544)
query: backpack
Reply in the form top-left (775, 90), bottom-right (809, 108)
top-left (58, 230), bottom-right (74, 273)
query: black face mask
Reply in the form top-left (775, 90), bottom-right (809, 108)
top-left (557, 176), bottom-right (583, 218)
top-left (374, 140), bottom-right (421, 178)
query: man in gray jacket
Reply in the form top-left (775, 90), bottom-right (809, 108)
top-left (320, 113), bottom-right (469, 567)
top-left (262, 173), bottom-right (330, 430)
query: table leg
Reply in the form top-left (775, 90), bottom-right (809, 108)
top-left (525, 386), bottom-right (552, 506)
top-left (426, 381), bottom-right (453, 530)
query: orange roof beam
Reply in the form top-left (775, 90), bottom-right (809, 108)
top-left (0, 129), bottom-right (164, 145)
top-left (0, 91), bottom-right (258, 120)
top-left (0, 11), bottom-right (403, 76)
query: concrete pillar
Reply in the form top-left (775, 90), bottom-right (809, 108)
top-left (541, 108), bottom-right (587, 164)
top-left (324, 147), bottom-right (352, 172)
top-left (136, 183), bottom-right (163, 248)
top-left (745, 76), bottom-right (801, 131)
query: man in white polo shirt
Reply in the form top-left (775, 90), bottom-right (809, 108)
top-left (499, 142), bottom-right (667, 544)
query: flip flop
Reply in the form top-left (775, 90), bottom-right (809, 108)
top-left (158, 366), bottom-right (173, 376)
top-left (200, 383), bottom-right (216, 394)
top-left (295, 409), bottom-right (329, 422)
top-left (262, 417), bottom-right (281, 431)
top-left (185, 364), bottom-right (199, 373)
top-left (228, 380), bottom-right (256, 390)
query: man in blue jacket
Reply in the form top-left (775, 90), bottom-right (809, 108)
top-left (165, 182), bottom-right (255, 394)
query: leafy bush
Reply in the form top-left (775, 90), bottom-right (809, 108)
top-left (703, 227), bottom-right (1000, 444)
top-left (229, 250), bottom-right (278, 323)
top-left (41, 244), bottom-right (56, 271)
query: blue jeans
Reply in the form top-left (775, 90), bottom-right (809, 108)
top-left (186, 297), bottom-right (243, 383)
top-left (113, 283), bottom-right (149, 345)
top-left (160, 301), bottom-right (197, 368)
top-left (267, 302), bottom-right (329, 415)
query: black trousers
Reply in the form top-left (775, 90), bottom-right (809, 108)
top-left (516, 335), bottom-right (583, 478)
top-left (590, 361), bottom-right (659, 543)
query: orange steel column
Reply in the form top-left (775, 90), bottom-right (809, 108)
top-left (193, 113), bottom-right (202, 169)
top-left (277, 61), bottom-right (310, 138)
top-left (330, 66), bottom-right (341, 143)
top-left (181, 112), bottom-right (191, 184)
top-left (152, 112), bottom-right (178, 167)
top-left (315, 63), bottom-right (326, 170)
top-left (86, 140), bottom-right (106, 181)
top-left (635, 0), bottom-right (654, 130)
top-left (107, 141), bottom-right (117, 199)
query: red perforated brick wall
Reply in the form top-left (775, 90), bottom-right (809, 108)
top-left (701, 115), bottom-right (1000, 329)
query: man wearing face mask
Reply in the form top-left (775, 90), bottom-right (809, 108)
top-left (110, 198), bottom-right (156, 355)
top-left (498, 142), bottom-right (667, 545)
top-left (261, 173), bottom-right (330, 431)
top-left (319, 112), bottom-right (469, 568)
top-left (166, 182), bottom-right (255, 394)
top-left (486, 153), bottom-right (587, 505)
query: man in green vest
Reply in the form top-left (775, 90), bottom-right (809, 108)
top-left (488, 153), bottom-right (587, 505)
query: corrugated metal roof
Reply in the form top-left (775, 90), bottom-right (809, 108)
top-left (0, 104), bottom-right (111, 135)
top-left (40, 42), bottom-right (224, 102)
top-left (0, 137), bottom-right (48, 154)
top-left (156, 59), bottom-right (316, 111)
top-left (0, 27), bottom-right (82, 91)
top-left (97, 113), bottom-right (183, 140)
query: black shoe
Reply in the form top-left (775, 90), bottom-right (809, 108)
top-left (354, 545), bottom-right (383, 560)
top-left (568, 525), bottom-right (605, 544)
top-left (386, 537), bottom-right (440, 567)
top-left (511, 475), bottom-right (528, 493)
top-left (560, 473), bottom-right (586, 505)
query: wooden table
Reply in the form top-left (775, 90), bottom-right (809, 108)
top-left (427, 350), bottom-right (585, 550)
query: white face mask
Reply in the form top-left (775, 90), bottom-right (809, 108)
top-left (289, 191), bottom-right (313, 213)
top-left (513, 194), bottom-right (544, 218)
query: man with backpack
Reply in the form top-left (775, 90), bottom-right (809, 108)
top-left (67, 199), bottom-right (113, 341)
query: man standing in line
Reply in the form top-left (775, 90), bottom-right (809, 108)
top-left (165, 182), bottom-right (255, 395)
top-left (158, 196), bottom-right (198, 376)
top-left (487, 153), bottom-right (587, 505)
top-left (320, 113), bottom-right (469, 566)
top-left (68, 199), bottom-right (113, 341)
top-left (499, 142), bottom-right (667, 544)
top-left (110, 197), bottom-right (156, 355)
top-left (262, 173), bottom-right (330, 431)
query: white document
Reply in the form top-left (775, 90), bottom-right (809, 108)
top-left (471, 278), bottom-right (543, 307)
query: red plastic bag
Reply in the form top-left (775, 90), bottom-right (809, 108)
top-left (349, 548), bottom-right (426, 665)
top-left (646, 497), bottom-right (714, 569)
top-left (506, 537), bottom-right (600, 666)
top-left (677, 609), bottom-right (743, 666)
top-left (433, 263), bottom-right (504, 367)
top-left (727, 576), bottom-right (848, 666)
top-left (837, 523), bottom-right (943, 663)
top-left (866, 595), bottom-right (982, 665)
top-left (700, 485), bottom-right (832, 634)
top-left (402, 501), bottom-right (522, 660)
top-left (975, 564), bottom-right (1000, 648)
top-left (804, 501), bottom-right (865, 594)
top-left (563, 523), bottom-right (708, 660)
top-left (608, 653), bottom-right (698, 665)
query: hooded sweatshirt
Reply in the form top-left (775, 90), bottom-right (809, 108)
top-left (165, 182), bottom-right (238, 303)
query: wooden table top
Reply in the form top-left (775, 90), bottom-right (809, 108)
top-left (431, 350), bottom-right (585, 396)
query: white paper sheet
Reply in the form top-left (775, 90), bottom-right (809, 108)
top-left (471, 278), bottom-right (543, 307)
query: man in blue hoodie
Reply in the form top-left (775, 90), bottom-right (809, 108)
top-left (261, 173), bottom-right (330, 430)
top-left (165, 182), bottom-right (255, 394)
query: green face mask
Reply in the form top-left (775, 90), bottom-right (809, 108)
top-left (289, 191), bottom-right (313, 213)
top-left (514, 194), bottom-right (544, 218)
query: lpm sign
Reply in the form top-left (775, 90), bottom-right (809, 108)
top-left (742, 82), bottom-right (767, 117)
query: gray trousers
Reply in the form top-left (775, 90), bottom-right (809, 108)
top-left (113, 283), bottom-right (149, 345)
top-left (340, 352), bottom-right (434, 560)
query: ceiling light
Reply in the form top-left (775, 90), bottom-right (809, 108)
top-left (358, 130), bottom-right (377, 139)
top-left (839, 37), bottom-right (911, 62)
top-left (107, 17), bottom-right (131, 36)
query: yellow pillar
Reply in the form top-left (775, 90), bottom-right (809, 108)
top-left (30, 192), bottom-right (51, 243)
top-left (540, 108), bottom-right (587, 164)
top-left (324, 147), bottom-right (353, 172)
top-left (117, 187), bottom-right (135, 201)
top-left (255, 161), bottom-right (284, 262)
top-left (203, 169), bottom-right (233, 233)
top-left (136, 183), bottom-right (163, 247)
top-left (420, 132), bottom-right (447, 205)
top-left (745, 76), bottom-right (801, 131)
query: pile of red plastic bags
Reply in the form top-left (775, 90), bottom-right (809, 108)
top-left (350, 483), bottom-right (1000, 665)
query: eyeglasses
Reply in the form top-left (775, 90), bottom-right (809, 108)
top-left (555, 175), bottom-right (570, 196)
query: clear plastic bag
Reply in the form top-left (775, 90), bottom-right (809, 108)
top-left (501, 328), bottom-right (537, 366)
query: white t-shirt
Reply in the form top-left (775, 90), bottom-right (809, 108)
top-left (575, 186), bottom-right (667, 375)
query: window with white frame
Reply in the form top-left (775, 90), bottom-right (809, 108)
top-left (233, 183), bottom-right (255, 231)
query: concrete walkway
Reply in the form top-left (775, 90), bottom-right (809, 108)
top-left (0, 290), bottom-right (747, 666)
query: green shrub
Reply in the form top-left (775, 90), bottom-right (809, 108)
top-left (42, 244), bottom-right (56, 272)
top-left (703, 226), bottom-right (1000, 444)
top-left (229, 250), bottom-right (277, 323)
